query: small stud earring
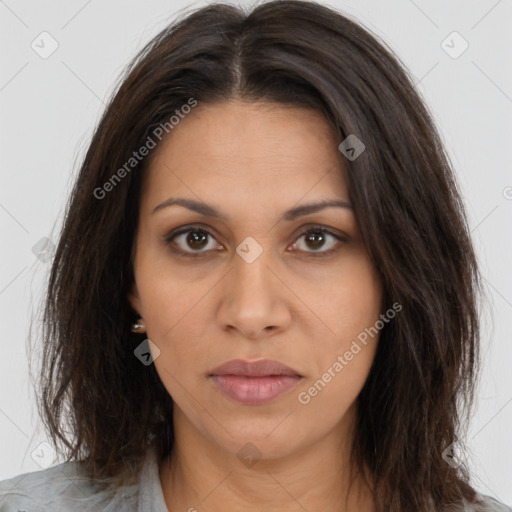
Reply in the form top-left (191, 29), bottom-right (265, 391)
top-left (131, 318), bottom-right (146, 333)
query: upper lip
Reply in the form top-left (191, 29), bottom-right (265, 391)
top-left (209, 359), bottom-right (302, 377)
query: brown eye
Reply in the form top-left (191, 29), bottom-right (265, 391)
top-left (164, 224), bottom-right (346, 259)
top-left (184, 230), bottom-right (209, 250)
top-left (165, 226), bottom-right (221, 257)
top-left (292, 227), bottom-right (346, 257)
top-left (304, 230), bottom-right (327, 250)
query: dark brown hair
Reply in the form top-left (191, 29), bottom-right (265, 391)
top-left (33, 1), bottom-right (484, 510)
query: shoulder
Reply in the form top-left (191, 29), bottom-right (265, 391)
top-left (444, 492), bottom-right (512, 512)
top-left (0, 458), bottom-right (142, 512)
top-left (469, 493), bottom-right (511, 512)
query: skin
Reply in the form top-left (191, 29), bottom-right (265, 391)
top-left (129, 99), bottom-right (383, 512)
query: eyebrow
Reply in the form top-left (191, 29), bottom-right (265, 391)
top-left (152, 197), bottom-right (353, 222)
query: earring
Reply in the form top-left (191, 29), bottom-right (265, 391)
top-left (131, 317), bottom-right (146, 333)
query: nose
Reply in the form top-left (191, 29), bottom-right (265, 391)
top-left (216, 245), bottom-right (292, 340)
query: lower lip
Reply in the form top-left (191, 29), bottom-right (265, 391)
top-left (210, 375), bottom-right (302, 405)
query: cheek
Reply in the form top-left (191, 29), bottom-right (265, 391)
top-left (296, 323), bottom-right (380, 416)
top-left (135, 250), bottom-right (214, 344)
top-left (295, 348), bottom-right (375, 430)
top-left (305, 256), bottom-right (383, 346)
top-left (297, 260), bottom-right (382, 407)
top-left (134, 281), bottom-right (203, 386)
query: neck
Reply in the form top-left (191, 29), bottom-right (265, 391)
top-left (159, 404), bottom-right (375, 512)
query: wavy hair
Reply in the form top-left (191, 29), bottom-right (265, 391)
top-left (33, 1), bottom-right (483, 510)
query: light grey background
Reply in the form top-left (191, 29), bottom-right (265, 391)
top-left (1, 0), bottom-right (511, 505)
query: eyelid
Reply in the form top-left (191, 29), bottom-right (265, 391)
top-left (163, 223), bottom-right (222, 246)
top-left (163, 223), bottom-right (348, 257)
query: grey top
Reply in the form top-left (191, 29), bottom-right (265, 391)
top-left (0, 446), bottom-right (510, 511)
top-left (0, 446), bottom-right (168, 511)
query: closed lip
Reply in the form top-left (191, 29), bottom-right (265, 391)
top-left (209, 358), bottom-right (302, 377)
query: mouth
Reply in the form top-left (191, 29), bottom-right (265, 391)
top-left (208, 359), bottom-right (303, 405)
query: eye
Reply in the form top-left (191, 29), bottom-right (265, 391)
top-left (289, 226), bottom-right (346, 257)
top-left (164, 225), bottom-right (222, 257)
top-left (164, 224), bottom-right (347, 258)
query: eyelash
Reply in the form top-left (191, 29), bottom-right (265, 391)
top-left (164, 224), bottom-right (347, 259)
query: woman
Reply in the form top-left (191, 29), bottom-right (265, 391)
top-left (1, 1), bottom-right (509, 511)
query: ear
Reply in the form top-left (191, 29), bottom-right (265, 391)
top-left (128, 281), bottom-right (142, 316)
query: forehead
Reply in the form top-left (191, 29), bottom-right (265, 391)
top-left (141, 100), bottom-right (349, 213)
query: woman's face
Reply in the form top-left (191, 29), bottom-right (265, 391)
top-left (129, 100), bottom-right (383, 462)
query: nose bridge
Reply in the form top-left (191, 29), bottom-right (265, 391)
top-left (231, 236), bottom-right (276, 301)
top-left (217, 235), bottom-right (289, 336)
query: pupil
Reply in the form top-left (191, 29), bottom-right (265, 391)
top-left (184, 230), bottom-right (326, 251)
top-left (187, 230), bottom-right (207, 250)
top-left (307, 231), bottom-right (324, 249)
